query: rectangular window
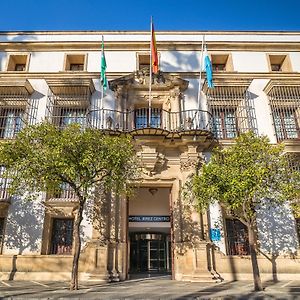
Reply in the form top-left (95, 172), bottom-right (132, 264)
top-left (65, 54), bottom-right (86, 71)
top-left (273, 109), bottom-right (299, 140)
top-left (0, 108), bottom-right (24, 139)
top-left (0, 217), bottom-right (5, 253)
top-left (52, 182), bottom-right (77, 200)
top-left (134, 108), bottom-right (161, 129)
top-left (50, 218), bottom-right (74, 255)
top-left (225, 219), bottom-right (250, 256)
top-left (60, 108), bottom-right (87, 128)
top-left (7, 54), bottom-right (28, 71)
top-left (212, 109), bottom-right (237, 139)
top-left (70, 64), bottom-right (84, 71)
top-left (268, 55), bottom-right (291, 72)
top-left (296, 218), bottom-right (300, 244)
top-left (211, 54), bottom-right (232, 71)
top-left (0, 166), bottom-right (10, 200)
top-left (137, 54), bottom-right (150, 70)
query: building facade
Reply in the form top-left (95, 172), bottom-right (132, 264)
top-left (0, 31), bottom-right (299, 281)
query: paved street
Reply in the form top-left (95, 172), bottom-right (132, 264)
top-left (0, 276), bottom-right (299, 299)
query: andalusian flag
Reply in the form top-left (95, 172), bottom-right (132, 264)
top-left (151, 22), bottom-right (159, 74)
top-left (101, 36), bottom-right (108, 90)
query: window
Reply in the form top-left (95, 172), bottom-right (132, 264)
top-left (296, 218), bottom-right (300, 244)
top-left (226, 219), bottom-right (250, 256)
top-left (137, 54), bottom-right (150, 70)
top-left (60, 108), bottom-right (87, 128)
top-left (0, 217), bottom-right (5, 253)
top-left (268, 55), bottom-right (291, 72)
top-left (7, 54), bottom-right (29, 71)
top-left (50, 218), bottom-right (74, 255)
top-left (134, 107), bottom-right (161, 129)
top-left (70, 64), bottom-right (84, 71)
top-left (212, 109), bottom-right (237, 139)
top-left (0, 108), bottom-right (24, 139)
top-left (65, 54), bottom-right (86, 71)
top-left (52, 182), bottom-right (77, 200)
top-left (211, 54), bottom-right (232, 71)
top-left (273, 109), bottom-right (299, 140)
top-left (0, 166), bottom-right (10, 200)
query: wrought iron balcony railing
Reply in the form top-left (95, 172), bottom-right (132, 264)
top-left (87, 108), bottom-right (212, 135)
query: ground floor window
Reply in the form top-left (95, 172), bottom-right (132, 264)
top-left (225, 218), bottom-right (250, 256)
top-left (296, 218), bottom-right (300, 244)
top-left (50, 218), bottom-right (74, 255)
top-left (0, 217), bottom-right (5, 253)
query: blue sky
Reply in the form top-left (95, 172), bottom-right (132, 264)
top-left (1, 0), bottom-right (300, 31)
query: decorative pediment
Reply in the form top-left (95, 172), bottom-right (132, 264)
top-left (109, 69), bottom-right (189, 92)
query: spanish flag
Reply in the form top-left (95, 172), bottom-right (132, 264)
top-left (151, 22), bottom-right (159, 74)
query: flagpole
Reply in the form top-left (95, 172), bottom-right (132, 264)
top-left (148, 16), bottom-right (153, 127)
top-left (101, 35), bottom-right (104, 128)
top-left (197, 35), bottom-right (205, 111)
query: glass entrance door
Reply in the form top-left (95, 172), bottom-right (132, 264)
top-left (130, 233), bottom-right (171, 273)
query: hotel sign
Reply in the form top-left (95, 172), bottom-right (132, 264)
top-left (128, 215), bottom-right (170, 222)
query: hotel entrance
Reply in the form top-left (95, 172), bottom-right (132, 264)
top-left (128, 187), bottom-right (172, 276)
top-left (129, 233), bottom-right (171, 273)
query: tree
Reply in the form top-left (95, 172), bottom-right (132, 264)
top-left (190, 132), bottom-right (300, 291)
top-left (0, 123), bottom-right (138, 290)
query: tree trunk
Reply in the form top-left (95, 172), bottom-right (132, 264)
top-left (248, 225), bottom-right (263, 291)
top-left (70, 200), bottom-right (84, 290)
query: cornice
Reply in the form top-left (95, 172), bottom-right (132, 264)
top-left (0, 78), bottom-right (34, 95)
top-left (1, 71), bottom-right (300, 83)
top-left (264, 78), bottom-right (300, 94)
top-left (1, 41), bottom-right (300, 52)
top-left (46, 78), bottom-right (95, 94)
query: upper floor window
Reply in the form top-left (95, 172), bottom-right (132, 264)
top-left (273, 109), bottom-right (299, 140)
top-left (0, 108), bottom-right (24, 139)
top-left (50, 218), bottom-right (74, 255)
top-left (268, 54), bottom-right (291, 72)
top-left (225, 218), bottom-right (250, 256)
top-left (7, 54), bottom-right (29, 71)
top-left (211, 54), bottom-right (232, 72)
top-left (60, 108), bottom-right (87, 128)
top-left (65, 54), bottom-right (86, 71)
top-left (212, 109), bottom-right (237, 139)
top-left (137, 54), bottom-right (151, 70)
top-left (134, 107), bottom-right (161, 129)
top-left (267, 84), bottom-right (300, 141)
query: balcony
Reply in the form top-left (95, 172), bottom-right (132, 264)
top-left (88, 108), bottom-right (212, 138)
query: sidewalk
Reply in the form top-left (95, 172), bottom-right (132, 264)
top-left (0, 276), bottom-right (299, 299)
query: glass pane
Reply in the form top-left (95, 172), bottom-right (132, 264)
top-left (50, 218), bottom-right (74, 255)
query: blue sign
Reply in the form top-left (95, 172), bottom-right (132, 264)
top-left (210, 228), bottom-right (221, 241)
top-left (128, 215), bottom-right (170, 222)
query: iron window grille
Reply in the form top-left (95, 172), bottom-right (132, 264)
top-left (0, 91), bottom-right (38, 139)
top-left (134, 107), bottom-right (162, 129)
top-left (225, 218), bottom-right (250, 256)
top-left (206, 86), bottom-right (257, 139)
top-left (0, 217), bottom-right (5, 253)
top-left (268, 86), bottom-right (300, 141)
top-left (46, 87), bottom-right (90, 129)
top-left (50, 218), bottom-right (74, 255)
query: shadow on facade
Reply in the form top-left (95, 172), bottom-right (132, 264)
top-left (257, 200), bottom-right (298, 283)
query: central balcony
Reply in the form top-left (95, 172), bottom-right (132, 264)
top-left (88, 108), bottom-right (212, 138)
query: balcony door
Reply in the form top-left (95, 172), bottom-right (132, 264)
top-left (134, 108), bottom-right (161, 129)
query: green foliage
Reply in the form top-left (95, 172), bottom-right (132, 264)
top-left (0, 122), bottom-right (139, 202)
top-left (191, 132), bottom-right (300, 224)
